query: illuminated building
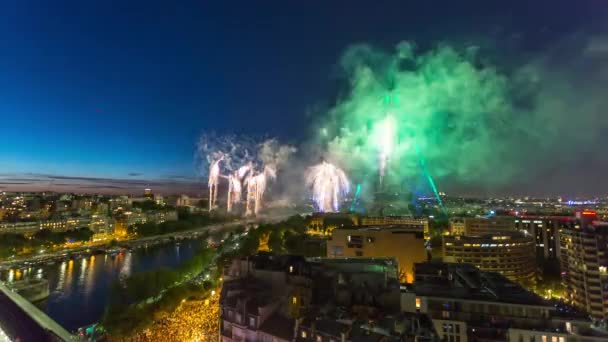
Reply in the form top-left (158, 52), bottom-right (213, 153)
top-left (442, 233), bottom-right (536, 286)
top-left (559, 218), bottom-right (608, 319)
top-left (144, 188), bottom-right (153, 199)
top-left (0, 221), bottom-right (40, 234)
top-left (448, 216), bottom-right (515, 236)
top-left (402, 262), bottom-right (608, 342)
top-left (113, 216), bottom-right (128, 237)
top-left (359, 216), bottom-right (429, 239)
top-left (515, 215), bottom-right (577, 260)
top-left (39, 217), bottom-right (92, 232)
top-left (306, 213), bottom-right (429, 239)
top-left (326, 225), bottom-right (427, 283)
top-left (305, 213), bottom-right (357, 236)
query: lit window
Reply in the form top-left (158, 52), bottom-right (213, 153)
top-left (551, 337), bottom-right (557, 342)
top-left (316, 336), bottom-right (322, 342)
top-left (415, 297), bottom-right (421, 309)
top-left (289, 265), bottom-right (294, 273)
top-left (302, 331), bottom-right (307, 338)
top-left (542, 336), bottom-right (547, 342)
top-left (292, 296), bottom-right (297, 305)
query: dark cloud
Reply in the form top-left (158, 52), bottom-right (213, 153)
top-left (161, 174), bottom-right (198, 181)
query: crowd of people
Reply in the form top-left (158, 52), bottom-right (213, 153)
top-left (128, 293), bottom-right (220, 341)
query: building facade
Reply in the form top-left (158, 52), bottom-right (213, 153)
top-left (449, 216), bottom-right (516, 236)
top-left (515, 216), bottom-right (575, 260)
top-left (327, 226), bottom-right (427, 283)
top-left (443, 233), bottom-right (536, 286)
top-left (403, 262), bottom-right (608, 342)
top-left (560, 222), bottom-right (608, 319)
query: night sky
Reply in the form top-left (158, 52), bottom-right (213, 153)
top-left (0, 1), bottom-right (606, 195)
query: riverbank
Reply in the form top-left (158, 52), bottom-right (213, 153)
top-left (0, 219), bottom-right (249, 271)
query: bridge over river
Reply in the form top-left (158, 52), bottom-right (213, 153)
top-left (0, 281), bottom-right (74, 341)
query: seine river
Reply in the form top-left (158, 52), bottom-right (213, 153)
top-left (0, 238), bottom-right (208, 331)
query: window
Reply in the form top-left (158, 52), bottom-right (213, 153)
top-left (249, 317), bottom-right (255, 328)
top-left (455, 324), bottom-right (460, 334)
top-left (542, 336), bottom-right (547, 342)
top-left (289, 265), bottom-right (294, 273)
top-left (415, 297), bottom-right (421, 309)
top-left (316, 335), bottom-right (322, 342)
top-left (551, 337), bottom-right (557, 342)
top-left (292, 296), bottom-right (297, 305)
top-left (355, 251), bottom-right (363, 256)
top-left (529, 337), bottom-right (535, 342)
top-left (301, 330), bottom-right (307, 338)
top-left (558, 338), bottom-right (565, 342)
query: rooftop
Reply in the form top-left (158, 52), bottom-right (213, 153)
top-left (258, 313), bottom-right (295, 340)
top-left (333, 225), bottom-right (425, 232)
top-left (409, 262), bottom-right (546, 306)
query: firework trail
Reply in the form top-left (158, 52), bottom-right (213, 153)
top-left (245, 166), bottom-right (277, 215)
top-left (208, 156), bottom-right (223, 210)
top-left (226, 163), bottom-right (252, 212)
top-left (305, 160), bottom-right (350, 212)
top-left (377, 114), bottom-right (396, 188)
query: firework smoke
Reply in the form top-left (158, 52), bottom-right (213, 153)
top-left (305, 161), bottom-right (350, 212)
top-left (197, 133), bottom-right (294, 214)
top-left (313, 38), bottom-right (608, 197)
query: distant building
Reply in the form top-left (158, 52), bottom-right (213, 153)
top-left (167, 194), bottom-right (204, 209)
top-left (39, 217), bottom-right (91, 232)
top-left (0, 221), bottom-right (40, 234)
top-left (442, 233), bottom-right (536, 286)
top-left (144, 188), bottom-right (153, 199)
top-left (515, 215), bottom-right (576, 260)
top-left (449, 216), bottom-right (515, 236)
top-left (560, 220), bottom-right (608, 320)
top-left (359, 216), bottom-right (429, 238)
top-left (402, 261), bottom-right (608, 342)
top-left (327, 225), bottom-right (427, 283)
top-left (306, 213), bottom-right (357, 236)
top-left (306, 213), bottom-right (429, 239)
top-left (89, 214), bottom-right (111, 235)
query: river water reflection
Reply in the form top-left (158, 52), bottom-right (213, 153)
top-left (0, 238), bottom-right (207, 331)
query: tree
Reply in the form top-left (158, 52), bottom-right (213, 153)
top-left (268, 229), bottom-right (285, 253)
